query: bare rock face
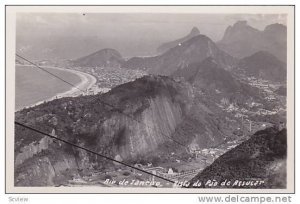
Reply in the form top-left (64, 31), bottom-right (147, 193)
top-left (90, 75), bottom-right (194, 160)
top-left (15, 136), bottom-right (54, 166)
top-left (15, 151), bottom-right (78, 186)
top-left (100, 95), bottom-right (184, 159)
top-left (14, 75), bottom-right (195, 185)
top-left (15, 75), bottom-right (247, 186)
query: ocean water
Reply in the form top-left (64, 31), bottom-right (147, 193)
top-left (15, 65), bottom-right (82, 110)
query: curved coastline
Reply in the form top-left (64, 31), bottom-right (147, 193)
top-left (16, 65), bottom-right (97, 112)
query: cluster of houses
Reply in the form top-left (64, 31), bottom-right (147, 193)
top-left (72, 66), bottom-right (146, 96)
top-left (137, 164), bottom-right (201, 182)
top-left (90, 66), bottom-right (145, 87)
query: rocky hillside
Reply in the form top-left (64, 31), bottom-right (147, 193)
top-left (122, 35), bottom-right (236, 75)
top-left (218, 21), bottom-right (287, 62)
top-left (190, 127), bottom-right (287, 188)
top-left (71, 48), bottom-right (124, 68)
top-left (173, 57), bottom-right (262, 106)
top-left (15, 74), bottom-right (247, 186)
top-left (156, 27), bottom-right (200, 54)
top-left (237, 51), bottom-right (286, 82)
top-left (15, 76), bottom-right (192, 186)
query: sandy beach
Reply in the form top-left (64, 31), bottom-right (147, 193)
top-left (16, 65), bottom-right (97, 111)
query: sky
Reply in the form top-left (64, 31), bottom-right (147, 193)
top-left (16, 13), bottom-right (287, 59)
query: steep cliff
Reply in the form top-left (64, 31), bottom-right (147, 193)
top-left (14, 75), bottom-right (196, 185)
top-left (15, 75), bottom-right (248, 186)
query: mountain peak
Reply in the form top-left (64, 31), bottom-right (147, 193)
top-left (220, 20), bottom-right (258, 43)
top-left (242, 50), bottom-right (284, 66)
top-left (233, 20), bottom-right (248, 27)
top-left (238, 50), bottom-right (286, 82)
top-left (190, 27), bottom-right (200, 35)
top-left (218, 20), bottom-right (287, 61)
top-left (125, 33), bottom-right (235, 75)
top-left (156, 27), bottom-right (200, 54)
top-left (248, 50), bottom-right (277, 59)
top-left (181, 34), bottom-right (212, 46)
top-left (93, 48), bottom-right (122, 57)
top-left (264, 23), bottom-right (287, 32)
top-left (72, 48), bottom-right (124, 67)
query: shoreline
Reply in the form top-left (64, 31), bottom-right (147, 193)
top-left (15, 65), bottom-right (97, 112)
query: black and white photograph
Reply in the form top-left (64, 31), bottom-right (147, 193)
top-left (5, 5), bottom-right (295, 193)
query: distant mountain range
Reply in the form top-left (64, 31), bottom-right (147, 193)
top-left (218, 21), bottom-right (287, 62)
top-left (66, 22), bottom-right (287, 85)
top-left (157, 27), bottom-right (200, 54)
top-left (190, 127), bottom-right (287, 189)
top-left (122, 34), bottom-right (236, 75)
